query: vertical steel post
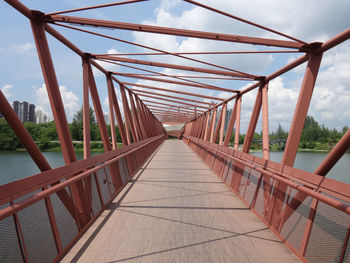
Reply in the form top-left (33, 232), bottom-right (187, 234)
top-left (82, 58), bottom-right (91, 158)
top-left (242, 87), bottom-right (262, 153)
top-left (128, 90), bottom-right (143, 140)
top-left (213, 105), bottom-right (224, 143)
top-left (234, 96), bottom-right (242, 150)
top-left (223, 99), bottom-right (238, 147)
top-left (107, 76), bottom-right (128, 146)
top-left (203, 111), bottom-right (211, 140)
top-left (120, 85), bottom-right (137, 142)
top-left (209, 107), bottom-right (218, 143)
top-left (261, 83), bottom-right (269, 159)
top-left (108, 85), bottom-right (118, 150)
top-left (31, 20), bottom-right (90, 227)
top-left (269, 53), bottom-right (323, 229)
top-left (87, 62), bottom-right (122, 191)
top-left (219, 103), bottom-right (227, 145)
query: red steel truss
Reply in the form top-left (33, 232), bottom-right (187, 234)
top-left (1, 0), bottom-right (350, 262)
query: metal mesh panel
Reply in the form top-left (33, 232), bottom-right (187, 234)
top-left (224, 161), bottom-right (233, 186)
top-left (254, 178), bottom-right (266, 217)
top-left (222, 160), bottom-right (231, 184)
top-left (243, 169), bottom-right (261, 206)
top-left (91, 174), bottom-right (102, 215)
top-left (237, 166), bottom-right (250, 195)
top-left (50, 187), bottom-right (78, 249)
top-left (305, 200), bottom-right (350, 263)
top-left (16, 197), bottom-right (57, 262)
top-left (96, 168), bottom-right (111, 204)
top-left (0, 203), bottom-right (24, 263)
top-left (280, 192), bottom-right (312, 251)
top-left (118, 158), bottom-right (128, 185)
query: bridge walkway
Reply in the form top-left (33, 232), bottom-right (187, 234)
top-left (62, 140), bottom-right (300, 263)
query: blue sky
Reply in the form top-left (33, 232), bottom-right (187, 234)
top-left (1, 0), bottom-right (350, 132)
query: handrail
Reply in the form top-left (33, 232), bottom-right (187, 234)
top-left (184, 135), bottom-right (350, 215)
top-left (0, 135), bottom-right (165, 220)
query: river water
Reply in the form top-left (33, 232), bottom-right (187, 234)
top-left (0, 150), bottom-right (349, 185)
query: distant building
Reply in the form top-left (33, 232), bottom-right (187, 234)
top-left (104, 113), bottom-right (109, 125)
top-left (35, 110), bottom-right (48, 124)
top-left (29, 104), bottom-right (36, 122)
top-left (13, 101), bottom-right (36, 123)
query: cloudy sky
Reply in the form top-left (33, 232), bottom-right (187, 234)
top-left (1, 0), bottom-right (350, 133)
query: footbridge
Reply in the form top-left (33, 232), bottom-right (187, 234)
top-left (1, 1), bottom-right (350, 262)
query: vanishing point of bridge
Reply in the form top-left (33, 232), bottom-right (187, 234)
top-left (1, 1), bottom-right (350, 263)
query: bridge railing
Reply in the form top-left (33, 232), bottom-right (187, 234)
top-left (184, 135), bottom-right (350, 263)
top-left (0, 135), bottom-right (165, 263)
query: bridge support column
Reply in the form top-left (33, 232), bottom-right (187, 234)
top-left (209, 107), bottom-right (217, 143)
top-left (120, 84), bottom-right (137, 143)
top-left (31, 20), bottom-right (91, 228)
top-left (86, 61), bottom-right (122, 192)
top-left (107, 76), bottom-right (128, 146)
top-left (234, 96), bottom-right (242, 150)
top-left (268, 53), bottom-right (323, 230)
top-left (223, 97), bottom-right (238, 147)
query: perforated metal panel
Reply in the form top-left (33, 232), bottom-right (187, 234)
top-left (0, 203), bottom-right (24, 263)
top-left (118, 158), bottom-right (128, 185)
top-left (305, 200), bottom-right (350, 262)
top-left (16, 197), bottom-right (57, 262)
top-left (91, 174), bottom-right (103, 215)
top-left (243, 169), bottom-right (261, 206)
top-left (280, 193), bottom-right (312, 251)
top-left (96, 168), bottom-right (112, 204)
top-left (50, 187), bottom-right (78, 249)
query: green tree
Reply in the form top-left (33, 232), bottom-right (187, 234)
top-left (0, 119), bottom-right (21, 150)
top-left (70, 107), bottom-right (100, 141)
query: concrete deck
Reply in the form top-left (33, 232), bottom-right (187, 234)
top-left (62, 140), bottom-right (300, 263)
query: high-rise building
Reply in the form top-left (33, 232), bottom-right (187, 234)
top-left (35, 110), bottom-right (48, 124)
top-left (29, 104), bottom-right (35, 123)
top-left (13, 101), bottom-right (35, 123)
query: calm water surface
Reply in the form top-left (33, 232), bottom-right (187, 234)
top-left (0, 151), bottom-right (100, 185)
top-left (0, 150), bottom-right (349, 185)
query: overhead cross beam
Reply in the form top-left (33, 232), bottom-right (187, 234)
top-left (97, 55), bottom-right (253, 79)
top-left (142, 100), bottom-right (205, 113)
top-left (134, 93), bottom-right (210, 109)
top-left (132, 89), bottom-right (212, 106)
top-left (123, 82), bottom-right (223, 101)
top-left (113, 72), bottom-right (236, 92)
top-left (48, 15), bottom-right (305, 49)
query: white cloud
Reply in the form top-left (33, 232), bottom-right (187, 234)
top-left (11, 43), bottom-right (35, 54)
top-left (1, 84), bottom-right (13, 99)
top-left (34, 84), bottom-right (79, 121)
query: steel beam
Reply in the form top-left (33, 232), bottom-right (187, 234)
top-left (123, 82), bottom-right (223, 102)
top-left (132, 89), bottom-right (212, 106)
top-left (234, 96), bottom-right (242, 150)
top-left (98, 55), bottom-right (251, 79)
top-left (223, 99), bottom-right (237, 147)
top-left (136, 94), bottom-right (210, 109)
top-left (49, 15), bottom-right (304, 49)
top-left (113, 72), bottom-right (236, 92)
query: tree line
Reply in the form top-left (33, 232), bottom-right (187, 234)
top-left (0, 107), bottom-right (121, 151)
top-left (0, 108), bottom-right (348, 152)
